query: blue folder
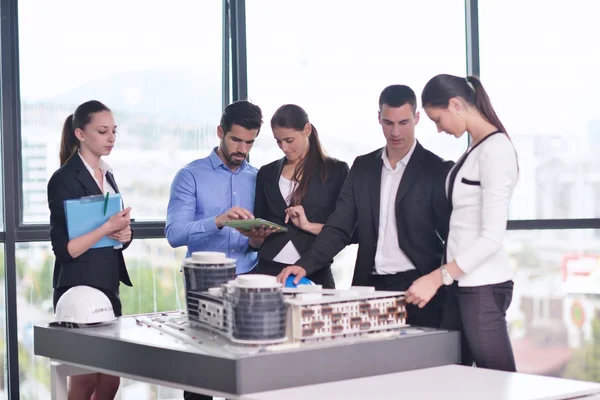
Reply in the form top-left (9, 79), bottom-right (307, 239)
top-left (64, 194), bottom-right (123, 248)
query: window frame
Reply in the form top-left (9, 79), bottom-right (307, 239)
top-left (0, 1), bottom-right (233, 397)
top-left (1, 0), bottom-right (597, 398)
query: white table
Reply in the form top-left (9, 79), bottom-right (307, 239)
top-left (241, 365), bottom-right (600, 400)
top-left (35, 313), bottom-right (460, 399)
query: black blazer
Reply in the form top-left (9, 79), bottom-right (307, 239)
top-left (47, 154), bottom-right (133, 292)
top-left (254, 157), bottom-right (349, 263)
top-left (296, 142), bottom-right (454, 286)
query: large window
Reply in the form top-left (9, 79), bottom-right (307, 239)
top-left (0, 1), bottom-right (597, 398)
top-left (246, 0), bottom-right (468, 169)
top-left (479, 0), bottom-right (600, 220)
top-left (506, 230), bottom-right (600, 380)
top-left (246, 0), bottom-right (468, 285)
top-left (18, 0), bottom-right (223, 223)
top-left (15, 240), bottom-right (186, 399)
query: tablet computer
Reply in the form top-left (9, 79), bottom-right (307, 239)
top-left (224, 218), bottom-right (288, 232)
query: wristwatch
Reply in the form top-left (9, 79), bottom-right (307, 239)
top-left (440, 265), bottom-right (454, 286)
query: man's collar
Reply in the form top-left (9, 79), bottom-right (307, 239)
top-left (382, 139), bottom-right (417, 170)
top-left (209, 147), bottom-right (224, 169)
top-left (209, 146), bottom-right (247, 172)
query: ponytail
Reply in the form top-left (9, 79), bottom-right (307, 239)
top-left (466, 76), bottom-right (507, 134)
top-left (59, 100), bottom-right (111, 166)
top-left (422, 74), bottom-right (508, 134)
top-left (59, 114), bottom-right (78, 166)
top-left (465, 76), bottom-right (519, 170)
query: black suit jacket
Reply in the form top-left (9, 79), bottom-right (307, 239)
top-left (296, 142), bottom-right (454, 286)
top-left (47, 153), bottom-right (133, 292)
top-left (254, 157), bottom-right (349, 263)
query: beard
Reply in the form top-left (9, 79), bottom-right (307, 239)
top-left (221, 144), bottom-right (247, 166)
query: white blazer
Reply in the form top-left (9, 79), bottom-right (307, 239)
top-left (445, 132), bottom-right (518, 287)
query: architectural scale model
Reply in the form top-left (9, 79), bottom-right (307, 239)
top-left (284, 286), bottom-right (407, 342)
top-left (182, 252), bottom-right (407, 345)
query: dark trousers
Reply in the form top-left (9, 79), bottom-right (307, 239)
top-left (442, 280), bottom-right (516, 372)
top-left (370, 270), bottom-right (444, 328)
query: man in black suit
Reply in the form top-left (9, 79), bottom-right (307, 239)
top-left (278, 85), bottom-right (454, 328)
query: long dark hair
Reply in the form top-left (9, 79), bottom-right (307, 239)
top-left (421, 74), bottom-right (507, 134)
top-left (271, 104), bottom-right (328, 206)
top-left (60, 100), bottom-right (111, 166)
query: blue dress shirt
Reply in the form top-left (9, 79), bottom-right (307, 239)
top-left (165, 148), bottom-right (258, 274)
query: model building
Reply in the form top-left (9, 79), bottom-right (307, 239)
top-left (183, 252), bottom-right (407, 345)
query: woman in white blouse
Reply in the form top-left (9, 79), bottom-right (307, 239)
top-left (406, 74), bottom-right (519, 372)
top-left (249, 104), bottom-right (349, 288)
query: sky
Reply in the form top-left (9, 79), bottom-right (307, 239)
top-left (245, 0), bottom-right (469, 162)
top-left (18, 0), bottom-right (600, 138)
top-left (15, 0), bottom-right (600, 220)
top-left (18, 0), bottom-right (222, 100)
top-left (479, 0), bottom-right (600, 136)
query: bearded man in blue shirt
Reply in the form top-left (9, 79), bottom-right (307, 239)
top-left (166, 100), bottom-right (266, 276)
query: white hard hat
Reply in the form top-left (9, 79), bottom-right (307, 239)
top-left (53, 286), bottom-right (117, 327)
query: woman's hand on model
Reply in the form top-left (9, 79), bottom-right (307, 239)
top-left (405, 261), bottom-right (464, 308)
top-left (405, 271), bottom-right (442, 309)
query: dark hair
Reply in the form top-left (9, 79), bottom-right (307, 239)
top-left (220, 100), bottom-right (263, 136)
top-left (421, 74), bottom-right (507, 134)
top-left (378, 85), bottom-right (417, 112)
top-left (60, 100), bottom-right (111, 166)
top-left (271, 104), bottom-right (328, 206)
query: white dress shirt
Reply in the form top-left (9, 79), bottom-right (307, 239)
top-left (445, 133), bottom-right (518, 287)
top-left (273, 175), bottom-right (301, 264)
top-left (374, 139), bottom-right (417, 275)
top-left (79, 152), bottom-right (117, 195)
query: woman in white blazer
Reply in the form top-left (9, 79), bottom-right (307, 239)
top-left (406, 74), bottom-right (518, 372)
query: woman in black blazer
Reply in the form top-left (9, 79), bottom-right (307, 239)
top-left (47, 100), bottom-right (133, 399)
top-left (250, 104), bottom-right (349, 288)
